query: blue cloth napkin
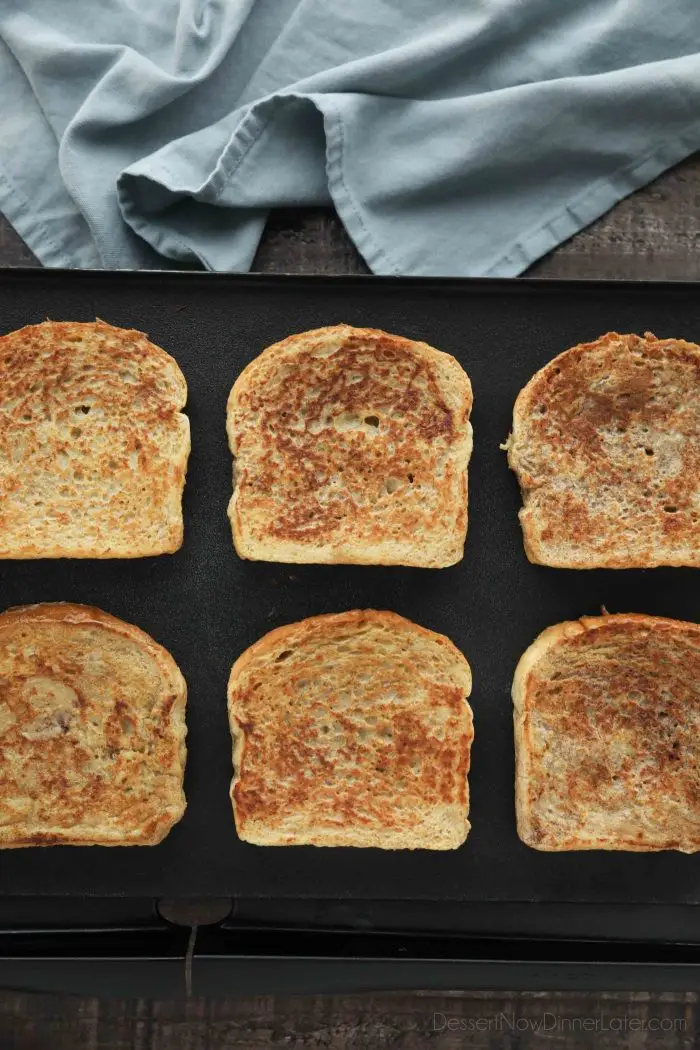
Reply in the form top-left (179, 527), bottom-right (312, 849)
top-left (2, 0), bottom-right (700, 275)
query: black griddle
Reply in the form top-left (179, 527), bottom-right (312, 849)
top-left (1, 269), bottom-right (699, 994)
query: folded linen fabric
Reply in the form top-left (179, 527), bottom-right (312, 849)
top-left (2, 0), bottom-right (700, 274)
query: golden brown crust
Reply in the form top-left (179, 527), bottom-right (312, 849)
top-left (228, 610), bottom-right (473, 849)
top-left (0, 320), bottom-right (190, 558)
top-left (0, 602), bottom-right (187, 847)
top-left (514, 613), bottom-right (700, 852)
top-left (507, 331), bottom-right (700, 567)
top-left (227, 324), bottom-right (472, 567)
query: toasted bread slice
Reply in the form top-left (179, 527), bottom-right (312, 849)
top-left (228, 610), bottom-right (473, 849)
top-left (0, 603), bottom-right (187, 847)
top-left (227, 324), bottom-right (472, 567)
top-left (514, 613), bottom-right (700, 852)
top-left (506, 331), bottom-right (700, 568)
top-left (0, 320), bottom-right (190, 558)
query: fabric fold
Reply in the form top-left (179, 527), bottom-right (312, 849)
top-left (2, 0), bottom-right (700, 274)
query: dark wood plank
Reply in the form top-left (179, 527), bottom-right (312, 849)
top-left (0, 989), bottom-right (697, 1049)
top-left (0, 215), bottom-right (39, 268)
top-left (529, 152), bottom-right (700, 281)
top-left (252, 208), bottom-right (370, 276)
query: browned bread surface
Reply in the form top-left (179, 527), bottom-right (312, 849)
top-left (228, 610), bottom-right (473, 848)
top-left (227, 324), bottom-right (472, 567)
top-left (0, 603), bottom-right (187, 846)
top-left (514, 613), bottom-right (700, 852)
top-left (506, 331), bottom-right (700, 567)
top-left (0, 320), bottom-right (190, 558)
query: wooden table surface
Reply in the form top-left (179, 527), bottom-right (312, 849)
top-left (2, 156), bottom-right (700, 1048)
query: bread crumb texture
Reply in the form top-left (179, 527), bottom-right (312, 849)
top-left (508, 331), bottom-right (700, 567)
top-left (514, 613), bottom-right (700, 852)
top-left (0, 320), bottom-right (190, 557)
top-left (227, 324), bottom-right (472, 567)
top-left (0, 603), bottom-right (187, 846)
top-left (228, 610), bottom-right (473, 849)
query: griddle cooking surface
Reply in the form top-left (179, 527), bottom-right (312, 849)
top-left (0, 271), bottom-right (697, 903)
